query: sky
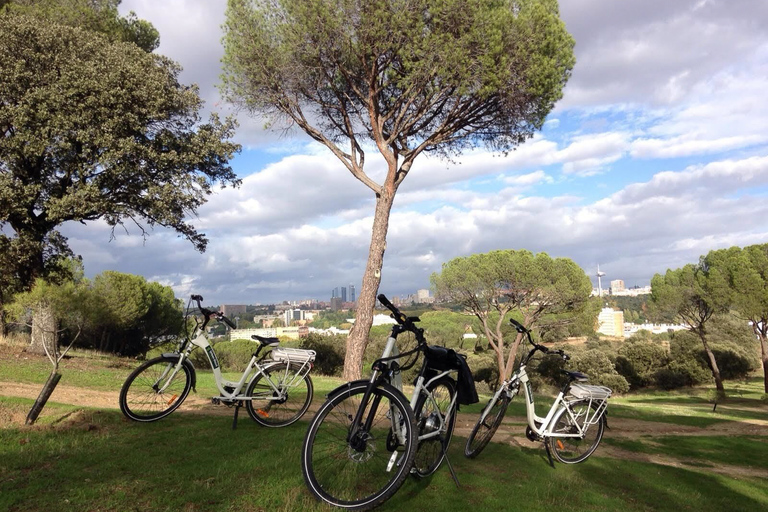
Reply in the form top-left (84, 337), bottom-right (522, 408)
top-left (58, 0), bottom-right (768, 305)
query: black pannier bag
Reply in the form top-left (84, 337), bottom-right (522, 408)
top-left (423, 346), bottom-right (479, 406)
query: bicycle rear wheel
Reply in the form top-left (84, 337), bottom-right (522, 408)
top-left (464, 392), bottom-right (510, 458)
top-left (548, 400), bottom-right (606, 464)
top-left (412, 377), bottom-right (457, 478)
top-left (245, 362), bottom-right (314, 427)
top-left (119, 355), bottom-right (192, 422)
top-left (302, 381), bottom-right (416, 511)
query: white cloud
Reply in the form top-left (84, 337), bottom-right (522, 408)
top-left (49, 1), bottom-right (766, 305)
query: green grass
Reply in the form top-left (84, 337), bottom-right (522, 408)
top-left (2, 348), bottom-right (768, 511)
top-left (1, 401), bottom-right (767, 512)
top-left (602, 436), bottom-right (768, 470)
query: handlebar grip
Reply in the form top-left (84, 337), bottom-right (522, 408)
top-left (221, 315), bottom-right (236, 329)
top-left (509, 318), bottom-right (528, 333)
top-left (377, 294), bottom-right (394, 309)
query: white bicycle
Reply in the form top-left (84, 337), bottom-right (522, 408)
top-left (119, 294), bottom-right (315, 428)
top-left (301, 294), bottom-right (477, 511)
top-left (465, 318), bottom-right (611, 465)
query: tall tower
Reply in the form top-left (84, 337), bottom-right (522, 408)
top-left (341, 286), bottom-right (347, 303)
top-left (596, 265), bottom-right (606, 297)
top-left (350, 284), bottom-right (356, 303)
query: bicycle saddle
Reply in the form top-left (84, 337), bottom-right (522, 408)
top-left (562, 370), bottom-right (589, 382)
top-left (251, 335), bottom-right (279, 346)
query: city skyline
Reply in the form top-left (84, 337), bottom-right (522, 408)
top-left (52, 1), bottom-right (768, 305)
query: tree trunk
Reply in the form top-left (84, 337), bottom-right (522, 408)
top-left (343, 191), bottom-right (395, 381)
top-left (29, 303), bottom-right (58, 356)
top-left (698, 331), bottom-right (725, 394)
top-left (26, 370), bottom-right (61, 425)
top-left (760, 335), bottom-right (768, 393)
top-left (0, 308), bottom-right (8, 337)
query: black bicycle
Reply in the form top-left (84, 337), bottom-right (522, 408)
top-left (301, 294), bottom-right (477, 511)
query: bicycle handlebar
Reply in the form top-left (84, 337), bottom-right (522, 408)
top-left (190, 294), bottom-right (236, 330)
top-left (510, 318), bottom-right (570, 361)
top-left (377, 293), bottom-right (419, 326)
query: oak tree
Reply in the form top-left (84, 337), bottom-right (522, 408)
top-left (0, 13), bottom-right (240, 345)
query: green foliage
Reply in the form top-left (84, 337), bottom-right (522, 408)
top-left (569, 349), bottom-right (630, 393)
top-left (222, 0), bottom-right (574, 158)
top-left (300, 333), bottom-right (345, 376)
top-left (2, 0), bottom-right (160, 52)
top-left (311, 310), bottom-right (353, 329)
top-left (0, 13), bottom-right (240, 293)
top-left (604, 295), bottom-right (649, 324)
top-left (431, 249), bottom-right (595, 378)
top-left (616, 340), bottom-right (669, 389)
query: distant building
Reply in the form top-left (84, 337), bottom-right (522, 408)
top-left (610, 280), bottom-right (625, 293)
top-left (284, 309), bottom-right (306, 326)
top-left (330, 297), bottom-right (343, 311)
top-left (416, 289), bottom-right (434, 304)
top-left (350, 284), bottom-right (356, 303)
top-left (597, 307), bottom-right (624, 338)
top-left (341, 286), bottom-right (347, 303)
top-left (221, 304), bottom-right (247, 317)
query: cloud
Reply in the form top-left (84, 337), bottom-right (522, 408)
top-left (559, 0), bottom-right (768, 108)
top-left (53, 1), bottom-right (763, 306)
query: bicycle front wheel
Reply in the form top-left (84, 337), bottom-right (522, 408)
top-left (548, 400), bottom-right (606, 464)
top-left (119, 355), bottom-right (192, 422)
top-left (245, 362), bottom-right (314, 427)
top-left (464, 392), bottom-right (510, 458)
top-left (412, 377), bottom-right (457, 478)
top-left (302, 381), bottom-right (417, 511)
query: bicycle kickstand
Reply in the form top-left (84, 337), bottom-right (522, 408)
top-left (544, 441), bottom-right (555, 468)
top-left (442, 443), bottom-right (461, 488)
top-left (231, 401), bottom-right (242, 430)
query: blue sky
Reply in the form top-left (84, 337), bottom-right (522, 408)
top-left (58, 0), bottom-right (768, 305)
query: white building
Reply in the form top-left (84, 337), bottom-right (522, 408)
top-left (597, 308), bottom-right (624, 338)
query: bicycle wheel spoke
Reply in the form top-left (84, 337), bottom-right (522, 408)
top-left (303, 384), bottom-right (416, 509)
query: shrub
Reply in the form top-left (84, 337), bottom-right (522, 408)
top-left (300, 333), bottom-right (345, 376)
top-left (615, 340), bottom-right (669, 389)
top-left (570, 349), bottom-right (629, 394)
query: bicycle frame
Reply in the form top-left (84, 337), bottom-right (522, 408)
top-left (367, 328), bottom-right (459, 471)
top-left (482, 362), bottom-right (607, 440)
top-left (157, 324), bottom-right (311, 403)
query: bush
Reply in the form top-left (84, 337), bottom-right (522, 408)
top-left (570, 349), bottom-right (629, 394)
top-left (615, 340), bottom-right (669, 389)
top-left (300, 333), bottom-right (345, 376)
top-left (709, 343), bottom-right (758, 380)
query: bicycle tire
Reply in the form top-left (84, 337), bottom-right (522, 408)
top-left (548, 399), bottom-right (606, 464)
top-left (119, 355), bottom-right (192, 422)
top-left (245, 362), bottom-right (313, 427)
top-left (302, 381), bottom-right (417, 511)
top-left (464, 393), bottom-right (510, 458)
top-left (411, 377), bottom-right (457, 478)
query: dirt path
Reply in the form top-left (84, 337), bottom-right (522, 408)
top-left (3, 380), bottom-right (768, 478)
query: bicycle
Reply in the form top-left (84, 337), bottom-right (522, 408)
top-left (301, 294), bottom-right (477, 511)
top-left (464, 318), bottom-right (611, 465)
top-left (119, 294), bottom-right (316, 428)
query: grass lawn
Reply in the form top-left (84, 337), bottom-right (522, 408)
top-left (1, 345), bottom-right (767, 511)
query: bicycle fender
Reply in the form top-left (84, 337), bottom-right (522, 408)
top-left (324, 379), bottom-right (370, 400)
top-left (324, 379), bottom-right (408, 403)
top-left (161, 353), bottom-right (197, 393)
